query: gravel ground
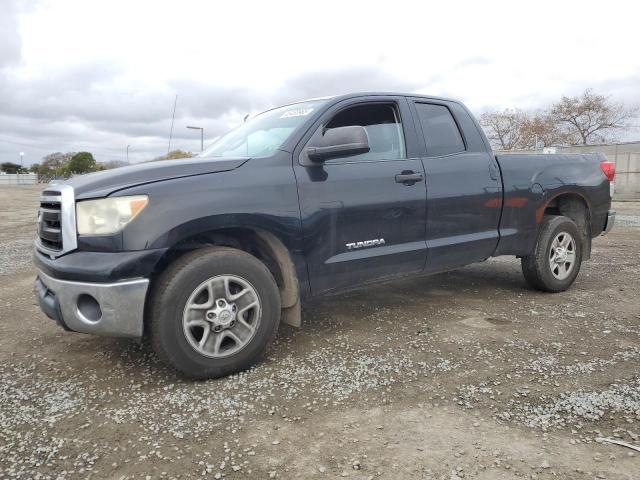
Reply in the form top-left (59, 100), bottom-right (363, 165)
top-left (617, 216), bottom-right (640, 227)
top-left (0, 186), bottom-right (639, 480)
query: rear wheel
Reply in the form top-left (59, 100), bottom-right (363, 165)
top-left (521, 215), bottom-right (583, 292)
top-left (149, 247), bottom-right (281, 379)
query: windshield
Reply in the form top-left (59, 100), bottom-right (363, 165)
top-left (199, 100), bottom-right (327, 158)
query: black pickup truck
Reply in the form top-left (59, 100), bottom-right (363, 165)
top-left (34, 92), bottom-right (616, 378)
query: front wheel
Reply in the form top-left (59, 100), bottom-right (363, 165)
top-left (149, 246), bottom-right (281, 379)
top-left (521, 215), bottom-right (583, 292)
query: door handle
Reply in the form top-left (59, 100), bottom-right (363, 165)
top-left (395, 170), bottom-right (424, 186)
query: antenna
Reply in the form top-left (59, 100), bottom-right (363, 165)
top-left (167, 94), bottom-right (178, 154)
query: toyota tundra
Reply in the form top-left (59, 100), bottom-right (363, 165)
top-left (34, 92), bottom-right (616, 378)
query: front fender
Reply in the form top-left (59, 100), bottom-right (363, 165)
top-left (119, 157), bottom-right (302, 253)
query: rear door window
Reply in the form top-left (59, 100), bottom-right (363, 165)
top-left (414, 103), bottom-right (465, 156)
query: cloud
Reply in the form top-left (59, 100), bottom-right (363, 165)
top-left (0, 64), bottom-right (260, 163)
top-left (1, 0), bottom-right (638, 165)
top-left (0, 1), bottom-right (22, 68)
top-left (0, 63), bottom-right (127, 120)
top-left (168, 80), bottom-right (256, 119)
top-left (0, 61), bottom-right (428, 165)
top-left (453, 57), bottom-right (492, 70)
top-left (273, 67), bottom-right (424, 104)
top-left (0, 0), bottom-right (41, 69)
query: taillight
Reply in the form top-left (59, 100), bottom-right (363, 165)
top-left (600, 161), bottom-right (615, 182)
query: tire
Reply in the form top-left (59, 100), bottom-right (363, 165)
top-left (149, 246), bottom-right (281, 379)
top-left (521, 215), bottom-right (583, 293)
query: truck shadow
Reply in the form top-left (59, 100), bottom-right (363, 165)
top-left (90, 259), bottom-right (528, 378)
top-left (295, 259), bottom-right (527, 336)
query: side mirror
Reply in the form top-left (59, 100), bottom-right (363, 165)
top-left (306, 126), bottom-right (370, 162)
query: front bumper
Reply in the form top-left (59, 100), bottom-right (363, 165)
top-left (35, 270), bottom-right (149, 338)
top-left (603, 209), bottom-right (616, 234)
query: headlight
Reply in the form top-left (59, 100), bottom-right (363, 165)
top-left (76, 195), bottom-right (148, 235)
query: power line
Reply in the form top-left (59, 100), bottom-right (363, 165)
top-left (0, 136), bottom-right (128, 155)
top-left (0, 137), bottom-right (54, 151)
top-left (0, 136), bottom-right (168, 160)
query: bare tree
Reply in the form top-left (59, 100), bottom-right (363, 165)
top-left (479, 109), bottom-right (527, 150)
top-left (519, 111), bottom-right (572, 149)
top-left (39, 152), bottom-right (76, 176)
top-left (550, 89), bottom-right (635, 145)
top-left (480, 109), bottom-right (568, 150)
top-left (153, 149), bottom-right (195, 161)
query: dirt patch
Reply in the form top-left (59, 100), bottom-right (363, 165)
top-left (460, 314), bottom-right (513, 329)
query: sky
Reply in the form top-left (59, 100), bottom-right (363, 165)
top-left (1, 0), bottom-right (638, 166)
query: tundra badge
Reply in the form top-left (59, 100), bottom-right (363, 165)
top-left (345, 238), bottom-right (385, 250)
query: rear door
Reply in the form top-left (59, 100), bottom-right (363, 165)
top-left (294, 96), bottom-right (427, 295)
top-left (408, 99), bottom-right (502, 272)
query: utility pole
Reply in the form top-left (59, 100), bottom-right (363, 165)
top-left (168, 94), bottom-right (178, 154)
top-left (187, 126), bottom-right (204, 152)
top-left (126, 145), bottom-right (131, 163)
top-left (19, 152), bottom-right (24, 169)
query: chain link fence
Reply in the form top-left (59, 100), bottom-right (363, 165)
top-left (0, 173), bottom-right (38, 185)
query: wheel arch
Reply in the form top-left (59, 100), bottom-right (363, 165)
top-left (150, 226), bottom-right (302, 329)
top-left (539, 191), bottom-right (592, 261)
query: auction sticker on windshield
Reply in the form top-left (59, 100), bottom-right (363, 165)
top-left (280, 107), bottom-right (314, 118)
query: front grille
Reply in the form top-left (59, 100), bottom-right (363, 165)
top-left (35, 184), bottom-right (77, 258)
top-left (38, 195), bottom-right (63, 251)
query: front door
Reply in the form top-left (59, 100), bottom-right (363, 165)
top-left (294, 97), bottom-right (427, 295)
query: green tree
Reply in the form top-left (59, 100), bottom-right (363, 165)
top-left (29, 163), bottom-right (40, 173)
top-left (65, 152), bottom-right (97, 175)
top-left (1, 162), bottom-right (22, 174)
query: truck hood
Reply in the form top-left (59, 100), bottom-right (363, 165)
top-left (61, 157), bottom-right (250, 199)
